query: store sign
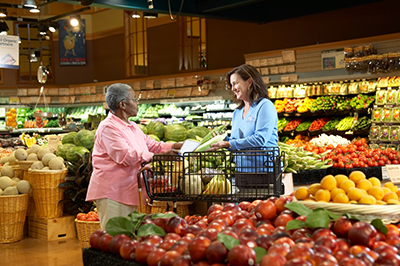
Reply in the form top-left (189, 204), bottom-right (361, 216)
top-left (321, 49), bottom-right (345, 70)
top-left (58, 19), bottom-right (86, 66)
top-left (383, 165), bottom-right (400, 184)
top-left (0, 35), bottom-right (19, 69)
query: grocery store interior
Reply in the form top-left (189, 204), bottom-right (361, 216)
top-left (1, 0), bottom-right (400, 265)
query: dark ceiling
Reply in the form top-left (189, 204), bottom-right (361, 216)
top-left (59, 0), bottom-right (386, 24)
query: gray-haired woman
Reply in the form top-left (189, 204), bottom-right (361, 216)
top-left (86, 83), bottom-right (182, 229)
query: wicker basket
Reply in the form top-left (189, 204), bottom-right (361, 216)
top-left (11, 164), bottom-right (23, 179)
top-left (29, 169), bottom-right (68, 219)
top-left (296, 200), bottom-right (400, 224)
top-left (17, 161), bottom-right (35, 171)
top-left (150, 201), bottom-right (168, 214)
top-left (0, 194), bottom-right (29, 243)
top-left (75, 219), bottom-right (101, 249)
top-left (168, 201), bottom-right (192, 217)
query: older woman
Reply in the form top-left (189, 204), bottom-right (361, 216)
top-left (211, 64), bottom-right (278, 150)
top-left (86, 83), bottom-right (182, 229)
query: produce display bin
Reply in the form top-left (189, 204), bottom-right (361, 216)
top-left (139, 148), bottom-right (284, 204)
top-left (75, 219), bottom-right (101, 249)
top-left (292, 169), bottom-right (328, 186)
top-left (0, 194), bottom-right (29, 243)
top-left (327, 166), bottom-right (382, 180)
top-left (28, 215), bottom-right (76, 241)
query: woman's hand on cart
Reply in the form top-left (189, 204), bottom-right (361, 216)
top-left (154, 149), bottom-right (182, 161)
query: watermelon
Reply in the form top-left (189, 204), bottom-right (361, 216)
top-left (187, 126), bottom-right (209, 140)
top-left (148, 134), bottom-right (160, 142)
top-left (146, 121), bottom-right (165, 140)
top-left (74, 130), bottom-right (95, 150)
top-left (138, 124), bottom-right (148, 134)
top-left (62, 132), bottom-right (77, 144)
top-left (164, 124), bottom-right (187, 142)
top-left (66, 146), bottom-right (90, 162)
top-left (181, 121), bottom-right (195, 130)
top-left (56, 143), bottom-right (75, 160)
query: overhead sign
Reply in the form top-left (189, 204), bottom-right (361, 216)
top-left (0, 35), bottom-right (19, 69)
top-left (58, 19), bottom-right (87, 66)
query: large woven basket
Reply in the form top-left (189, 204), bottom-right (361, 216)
top-left (150, 201), bottom-right (168, 214)
top-left (0, 194), bottom-right (29, 243)
top-left (21, 162), bottom-right (36, 217)
top-left (296, 200), bottom-right (400, 224)
top-left (75, 219), bottom-right (101, 249)
top-left (17, 161), bottom-right (35, 171)
top-left (29, 169), bottom-right (68, 219)
top-left (168, 201), bottom-right (192, 217)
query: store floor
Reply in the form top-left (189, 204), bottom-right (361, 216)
top-left (1, 237), bottom-right (84, 266)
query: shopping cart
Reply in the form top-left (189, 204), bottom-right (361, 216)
top-left (137, 148), bottom-right (284, 211)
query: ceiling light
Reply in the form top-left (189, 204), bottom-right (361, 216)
top-left (147, 0), bottom-right (154, 9)
top-left (38, 24), bottom-right (48, 35)
top-left (22, 0), bottom-right (37, 8)
top-left (0, 8), bottom-right (7, 18)
top-left (29, 8), bottom-right (40, 13)
top-left (70, 15), bottom-right (80, 27)
top-left (131, 11), bottom-right (140, 18)
top-left (48, 21), bottom-right (58, 32)
top-left (0, 21), bottom-right (9, 34)
top-left (143, 12), bottom-right (158, 19)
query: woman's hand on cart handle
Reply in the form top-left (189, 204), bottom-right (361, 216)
top-left (172, 141), bottom-right (184, 150)
top-left (207, 141), bottom-right (230, 151)
top-left (154, 149), bottom-right (181, 161)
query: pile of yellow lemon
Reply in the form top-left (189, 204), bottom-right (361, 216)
top-left (6, 108), bottom-right (17, 128)
top-left (295, 171), bottom-right (400, 205)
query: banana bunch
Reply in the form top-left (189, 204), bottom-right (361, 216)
top-left (19, 133), bottom-right (37, 148)
top-left (203, 175), bottom-right (231, 195)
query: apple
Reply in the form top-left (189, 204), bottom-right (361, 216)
top-left (98, 233), bottom-right (113, 253)
top-left (89, 230), bottom-right (107, 249)
top-left (146, 234), bottom-right (164, 246)
top-left (222, 203), bottom-right (241, 213)
top-left (207, 210), bottom-right (222, 224)
top-left (348, 222), bottom-right (377, 249)
top-left (188, 236), bottom-right (211, 262)
top-left (154, 218), bottom-right (168, 231)
top-left (159, 239), bottom-right (177, 251)
top-left (374, 251), bottom-right (400, 266)
top-left (260, 253), bottom-right (286, 266)
top-left (284, 258), bottom-right (312, 266)
top-left (274, 213), bottom-right (294, 228)
top-left (291, 228), bottom-right (312, 242)
top-left (147, 248), bottom-right (167, 266)
top-left (354, 252), bottom-right (375, 266)
top-left (109, 234), bottom-right (131, 254)
top-left (172, 254), bottom-right (192, 266)
top-left (166, 216), bottom-right (188, 236)
top-left (169, 240), bottom-right (189, 255)
top-left (134, 241), bottom-right (156, 264)
top-left (254, 200), bottom-right (277, 221)
top-left (314, 236), bottom-right (338, 253)
top-left (207, 204), bottom-right (223, 216)
top-left (233, 211), bottom-right (250, 222)
top-left (310, 253), bottom-right (338, 266)
top-left (335, 238), bottom-right (351, 253)
top-left (274, 195), bottom-right (292, 214)
top-left (159, 250), bottom-right (181, 266)
top-left (205, 240), bottom-right (228, 264)
top-left (312, 228), bottom-right (337, 242)
top-left (332, 216), bottom-right (353, 238)
top-left (238, 201), bottom-right (252, 211)
top-left (197, 228), bottom-right (219, 241)
top-left (312, 245), bottom-right (332, 255)
top-left (215, 212), bottom-right (234, 227)
top-left (255, 234), bottom-right (274, 250)
top-left (186, 224), bottom-right (203, 235)
top-left (219, 228), bottom-right (239, 239)
top-left (267, 243), bottom-right (290, 257)
top-left (227, 244), bottom-right (256, 266)
top-left (273, 236), bottom-right (295, 249)
top-left (286, 244), bottom-right (314, 261)
top-left (119, 239), bottom-right (138, 260)
top-left (239, 228), bottom-right (258, 240)
top-left (295, 237), bottom-right (314, 247)
top-left (164, 233), bottom-right (182, 242)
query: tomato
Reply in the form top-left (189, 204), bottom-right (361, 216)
top-left (392, 160), bottom-right (399, 164)
top-left (345, 163), bottom-right (353, 169)
top-left (374, 162), bottom-right (379, 167)
top-left (378, 160), bottom-right (386, 166)
top-left (367, 160), bottom-right (374, 167)
top-left (359, 161), bottom-right (366, 168)
top-left (388, 153), bottom-right (395, 160)
top-left (77, 213), bottom-right (87, 221)
top-left (338, 162), bottom-right (345, 168)
top-left (357, 146), bottom-right (365, 151)
top-left (353, 161), bottom-right (360, 168)
top-left (327, 144), bottom-right (334, 149)
top-left (386, 160), bottom-right (391, 165)
top-left (333, 163), bottom-right (338, 168)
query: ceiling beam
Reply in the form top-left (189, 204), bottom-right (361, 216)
top-left (199, 0), bottom-right (263, 13)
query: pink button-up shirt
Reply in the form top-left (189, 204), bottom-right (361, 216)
top-left (86, 112), bottom-right (173, 206)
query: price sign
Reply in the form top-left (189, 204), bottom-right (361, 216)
top-left (384, 164), bottom-right (400, 184)
top-left (47, 135), bottom-right (60, 151)
top-left (167, 89), bottom-right (176, 98)
top-left (9, 97), bottom-right (20, 104)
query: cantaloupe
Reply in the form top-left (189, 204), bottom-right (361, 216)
top-left (26, 153), bottom-right (38, 161)
top-left (12, 177), bottom-right (21, 183)
top-left (0, 156), bottom-right (8, 165)
top-left (37, 148), bottom-right (52, 160)
top-left (28, 144), bottom-right (41, 154)
top-left (31, 161), bottom-right (44, 170)
top-left (0, 176), bottom-right (13, 190)
top-left (8, 152), bottom-right (17, 165)
top-left (49, 158), bottom-right (64, 170)
top-left (0, 188), bottom-right (2, 195)
top-left (17, 180), bottom-right (31, 194)
top-left (15, 148), bottom-right (28, 161)
top-left (42, 153), bottom-right (56, 166)
top-left (1, 165), bottom-right (14, 178)
top-left (3, 186), bottom-right (18, 196)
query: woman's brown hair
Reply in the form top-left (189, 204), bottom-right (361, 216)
top-left (227, 64), bottom-right (269, 109)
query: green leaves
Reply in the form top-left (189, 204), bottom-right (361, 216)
top-left (106, 216), bottom-right (136, 236)
top-left (285, 202), bottom-right (313, 216)
top-left (371, 219), bottom-right (388, 235)
top-left (217, 233), bottom-right (239, 250)
top-left (137, 224), bottom-right (166, 237)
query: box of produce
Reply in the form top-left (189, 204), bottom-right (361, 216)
top-left (322, 118), bottom-right (340, 132)
top-left (380, 125), bottom-right (390, 140)
top-left (382, 108), bottom-right (392, 122)
top-left (327, 166), bottom-right (382, 180)
top-left (389, 126), bottom-right (399, 141)
top-left (369, 125), bottom-right (380, 140)
top-left (386, 89), bottom-right (397, 104)
top-left (393, 108), bottom-right (400, 121)
top-left (375, 90), bottom-right (387, 105)
top-left (353, 116), bottom-right (371, 131)
top-left (292, 168), bottom-right (327, 186)
top-left (335, 116), bottom-right (355, 131)
top-left (309, 117), bottom-right (330, 132)
top-left (283, 118), bottom-right (302, 132)
top-left (371, 108), bottom-right (382, 122)
top-left (350, 94), bottom-right (374, 110)
top-left (295, 120), bottom-right (312, 132)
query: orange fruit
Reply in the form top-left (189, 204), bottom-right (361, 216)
top-left (320, 175), bottom-right (337, 191)
top-left (357, 179), bottom-right (372, 192)
top-left (334, 174), bottom-right (349, 188)
top-left (331, 188), bottom-right (346, 200)
top-left (9, 108), bottom-right (16, 113)
top-left (340, 179), bottom-right (356, 193)
top-left (382, 187), bottom-right (392, 195)
top-left (315, 189), bottom-right (331, 202)
top-left (347, 187), bottom-right (363, 201)
top-left (308, 183), bottom-right (321, 196)
top-left (368, 186), bottom-right (384, 201)
top-left (295, 187), bottom-right (310, 200)
top-left (368, 177), bottom-right (381, 187)
top-left (358, 195), bottom-right (376, 205)
top-left (333, 193), bottom-right (349, 203)
top-left (383, 192), bottom-right (399, 203)
top-left (384, 182), bottom-right (398, 193)
top-left (349, 171), bottom-right (366, 184)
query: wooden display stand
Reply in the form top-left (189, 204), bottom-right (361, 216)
top-left (28, 215), bottom-right (76, 241)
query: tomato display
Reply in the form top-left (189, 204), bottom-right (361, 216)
top-left (76, 210), bottom-right (99, 221)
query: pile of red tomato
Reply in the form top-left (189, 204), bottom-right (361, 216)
top-left (76, 210), bottom-right (99, 221)
top-left (325, 138), bottom-right (400, 169)
top-left (184, 215), bottom-right (206, 225)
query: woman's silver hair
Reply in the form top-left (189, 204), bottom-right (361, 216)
top-left (105, 83), bottom-right (132, 112)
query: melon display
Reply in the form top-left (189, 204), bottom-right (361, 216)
top-left (187, 126), bottom-right (209, 140)
top-left (148, 134), bottom-right (160, 142)
top-left (138, 124), bottom-right (147, 134)
top-left (56, 143), bottom-right (75, 160)
top-left (164, 124), bottom-right (188, 142)
top-left (146, 121), bottom-right (165, 140)
top-left (66, 146), bottom-right (90, 162)
top-left (62, 132), bottom-right (77, 144)
top-left (74, 130), bottom-right (95, 150)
